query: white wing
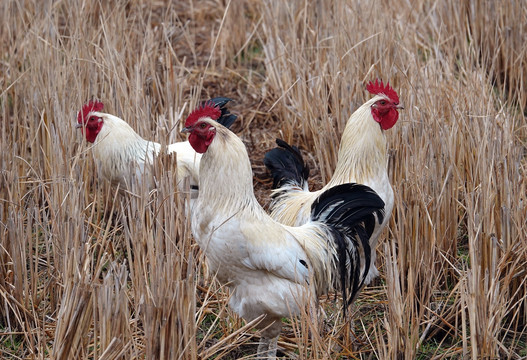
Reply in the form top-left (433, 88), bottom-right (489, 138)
top-left (238, 220), bottom-right (311, 284)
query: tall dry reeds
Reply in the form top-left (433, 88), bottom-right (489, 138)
top-left (0, 0), bottom-right (525, 358)
top-left (255, 0), bottom-right (526, 358)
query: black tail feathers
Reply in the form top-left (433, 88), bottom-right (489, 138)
top-left (263, 138), bottom-right (310, 190)
top-left (311, 183), bottom-right (385, 313)
top-left (206, 97), bottom-right (237, 129)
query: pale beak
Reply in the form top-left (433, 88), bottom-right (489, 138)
top-left (396, 104), bottom-right (405, 110)
top-left (75, 123), bottom-right (83, 129)
top-left (181, 126), bottom-right (192, 133)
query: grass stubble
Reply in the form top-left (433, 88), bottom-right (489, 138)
top-left (0, 0), bottom-right (525, 359)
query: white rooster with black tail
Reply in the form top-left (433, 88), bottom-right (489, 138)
top-left (264, 80), bottom-right (402, 284)
top-left (183, 100), bottom-right (385, 359)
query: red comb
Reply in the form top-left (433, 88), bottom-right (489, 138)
top-left (185, 100), bottom-right (222, 127)
top-left (78, 100), bottom-right (104, 124)
top-left (366, 79), bottom-right (399, 103)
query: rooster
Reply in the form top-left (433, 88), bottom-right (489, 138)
top-left (264, 80), bottom-right (402, 284)
top-left (182, 101), bottom-right (385, 359)
top-left (76, 97), bottom-right (236, 194)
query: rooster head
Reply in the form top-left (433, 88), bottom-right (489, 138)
top-left (76, 100), bottom-right (104, 143)
top-left (366, 79), bottom-right (403, 130)
top-left (182, 100), bottom-right (222, 153)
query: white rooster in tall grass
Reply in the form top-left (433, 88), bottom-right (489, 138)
top-left (264, 79), bottom-right (403, 284)
top-left (76, 97), bottom-right (236, 193)
top-left (182, 100), bottom-right (385, 359)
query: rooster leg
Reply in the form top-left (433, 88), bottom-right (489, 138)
top-left (256, 337), bottom-right (270, 358)
top-left (257, 336), bottom-right (278, 359)
top-left (257, 318), bottom-right (282, 359)
top-left (267, 336), bottom-right (278, 358)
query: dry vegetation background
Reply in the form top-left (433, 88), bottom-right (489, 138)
top-left (1, 0), bottom-right (526, 359)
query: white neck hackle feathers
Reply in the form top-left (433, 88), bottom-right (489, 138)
top-left (197, 125), bottom-right (260, 215)
top-left (328, 95), bottom-right (388, 188)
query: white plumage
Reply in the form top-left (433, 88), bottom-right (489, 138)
top-left (264, 80), bottom-right (402, 284)
top-left (184, 104), bottom-right (385, 359)
top-left (89, 112), bottom-right (198, 189)
top-left (76, 98), bottom-right (235, 195)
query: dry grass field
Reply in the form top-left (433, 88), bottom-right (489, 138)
top-left (1, 0), bottom-right (526, 359)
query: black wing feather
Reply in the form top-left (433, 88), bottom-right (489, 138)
top-left (263, 138), bottom-right (310, 189)
top-left (206, 97), bottom-right (237, 129)
top-left (310, 183), bottom-right (385, 314)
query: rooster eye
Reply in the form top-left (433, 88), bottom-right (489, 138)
top-left (200, 123), bottom-right (207, 129)
top-left (380, 100), bottom-right (386, 105)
